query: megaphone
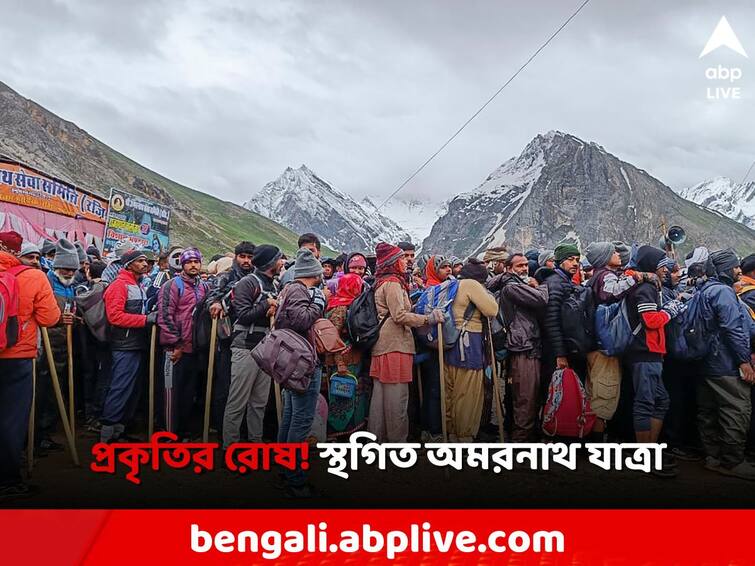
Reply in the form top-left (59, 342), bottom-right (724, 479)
top-left (666, 225), bottom-right (686, 245)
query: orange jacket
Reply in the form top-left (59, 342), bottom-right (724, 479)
top-left (0, 251), bottom-right (60, 359)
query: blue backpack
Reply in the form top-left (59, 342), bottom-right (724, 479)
top-left (665, 289), bottom-right (713, 360)
top-left (594, 300), bottom-right (641, 357)
top-left (415, 279), bottom-right (475, 350)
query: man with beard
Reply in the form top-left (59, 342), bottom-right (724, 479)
top-left (101, 249), bottom-right (156, 443)
top-left (18, 242), bottom-right (41, 270)
top-left (157, 248), bottom-right (208, 439)
top-left (697, 249), bottom-right (755, 480)
top-left (34, 239), bottom-right (79, 453)
top-left (206, 241), bottom-right (255, 439)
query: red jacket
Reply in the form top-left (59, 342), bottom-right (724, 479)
top-left (0, 251), bottom-right (60, 359)
top-left (104, 268), bottom-right (148, 351)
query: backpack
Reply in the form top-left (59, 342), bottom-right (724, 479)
top-left (251, 328), bottom-right (317, 393)
top-left (75, 280), bottom-right (110, 343)
top-left (737, 285), bottom-right (755, 322)
top-left (415, 279), bottom-right (476, 350)
top-left (560, 284), bottom-right (596, 355)
top-left (172, 276), bottom-right (212, 350)
top-left (0, 265), bottom-right (29, 351)
top-left (346, 285), bottom-right (390, 350)
top-left (594, 300), bottom-right (641, 357)
top-left (665, 289), bottom-right (713, 361)
top-left (542, 368), bottom-right (596, 438)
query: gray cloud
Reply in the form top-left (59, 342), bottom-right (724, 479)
top-left (0, 0), bottom-right (752, 206)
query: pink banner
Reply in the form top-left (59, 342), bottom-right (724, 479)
top-left (0, 201), bottom-right (105, 247)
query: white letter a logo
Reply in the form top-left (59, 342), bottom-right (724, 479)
top-left (699, 16), bottom-right (748, 58)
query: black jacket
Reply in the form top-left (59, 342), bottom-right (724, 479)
top-left (231, 269), bottom-right (277, 349)
top-left (206, 261), bottom-right (252, 319)
top-left (538, 267), bottom-right (575, 359)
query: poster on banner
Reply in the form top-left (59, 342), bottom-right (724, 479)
top-left (103, 189), bottom-right (171, 254)
top-left (0, 160), bottom-right (108, 223)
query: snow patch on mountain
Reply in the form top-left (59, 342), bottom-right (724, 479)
top-left (361, 195), bottom-right (446, 249)
top-left (244, 165), bottom-right (412, 251)
top-left (677, 177), bottom-right (755, 229)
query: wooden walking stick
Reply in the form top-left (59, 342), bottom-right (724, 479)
top-left (487, 321), bottom-right (505, 443)
top-left (148, 324), bottom-right (157, 439)
top-left (66, 324), bottom-right (75, 434)
top-left (202, 317), bottom-right (219, 443)
top-left (41, 327), bottom-right (79, 466)
top-left (27, 359), bottom-right (36, 475)
top-left (436, 323), bottom-right (448, 444)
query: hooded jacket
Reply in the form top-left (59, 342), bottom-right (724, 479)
top-left (0, 252), bottom-right (60, 359)
top-left (498, 273), bottom-right (549, 356)
top-left (104, 268), bottom-right (148, 350)
top-left (700, 278), bottom-right (751, 376)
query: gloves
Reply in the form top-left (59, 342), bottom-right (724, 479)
top-left (146, 311), bottom-right (158, 326)
top-left (427, 308), bottom-right (446, 325)
top-left (662, 299), bottom-right (686, 320)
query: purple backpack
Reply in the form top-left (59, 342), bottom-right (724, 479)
top-left (251, 328), bottom-right (316, 393)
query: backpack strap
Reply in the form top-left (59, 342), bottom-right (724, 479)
top-left (7, 265), bottom-right (31, 277)
top-left (737, 285), bottom-right (755, 296)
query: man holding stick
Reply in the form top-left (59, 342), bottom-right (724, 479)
top-left (0, 232), bottom-right (59, 500)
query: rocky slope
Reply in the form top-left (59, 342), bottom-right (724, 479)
top-left (677, 177), bottom-right (755, 230)
top-left (422, 131), bottom-right (755, 256)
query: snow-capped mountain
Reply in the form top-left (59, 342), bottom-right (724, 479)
top-left (360, 195), bottom-right (447, 250)
top-left (243, 165), bottom-right (412, 252)
top-left (677, 177), bottom-right (755, 229)
top-left (422, 131), bottom-right (755, 256)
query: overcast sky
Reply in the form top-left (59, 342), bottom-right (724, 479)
top-left (1, 0), bottom-right (753, 206)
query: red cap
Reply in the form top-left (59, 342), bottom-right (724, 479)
top-left (0, 231), bottom-right (23, 255)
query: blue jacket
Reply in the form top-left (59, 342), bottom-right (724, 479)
top-left (700, 279), bottom-right (751, 377)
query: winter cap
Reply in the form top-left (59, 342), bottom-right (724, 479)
top-left (709, 248), bottom-right (739, 275)
top-left (397, 241), bottom-right (415, 251)
top-left (658, 256), bottom-right (676, 271)
top-left (252, 244), bottom-right (282, 270)
top-left (375, 242), bottom-right (404, 269)
top-left (436, 256), bottom-right (452, 269)
top-left (180, 247), bottom-right (202, 265)
top-left (483, 247), bottom-right (509, 263)
top-left (538, 250), bottom-right (555, 267)
top-left (40, 239), bottom-right (56, 256)
top-left (449, 256), bottom-right (464, 267)
top-left (293, 247), bottom-right (323, 279)
top-left (320, 257), bottom-right (337, 267)
top-left (114, 239), bottom-right (136, 260)
top-left (234, 241), bottom-right (255, 256)
top-left (634, 245), bottom-right (667, 273)
top-left (554, 243), bottom-right (580, 263)
top-left (459, 258), bottom-right (488, 284)
top-left (74, 242), bottom-right (87, 264)
top-left (580, 257), bottom-right (592, 269)
top-left (53, 238), bottom-right (80, 270)
top-left (684, 246), bottom-right (709, 270)
top-left (348, 254), bottom-right (367, 269)
top-left (0, 231), bottom-right (23, 255)
top-left (741, 253), bottom-right (755, 275)
top-left (121, 249), bottom-right (148, 268)
top-left (612, 241), bottom-right (631, 267)
top-left (19, 241), bottom-right (40, 257)
top-left (585, 241), bottom-right (615, 269)
top-left (86, 245), bottom-right (102, 261)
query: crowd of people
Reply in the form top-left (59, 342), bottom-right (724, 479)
top-left (0, 227), bottom-right (754, 499)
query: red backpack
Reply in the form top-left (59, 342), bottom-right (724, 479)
top-left (542, 368), bottom-right (596, 438)
top-left (0, 265), bottom-right (30, 352)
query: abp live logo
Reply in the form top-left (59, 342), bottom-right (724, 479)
top-left (700, 16), bottom-right (748, 100)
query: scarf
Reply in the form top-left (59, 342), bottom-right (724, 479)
top-left (326, 273), bottom-right (363, 311)
top-left (425, 255), bottom-right (443, 286)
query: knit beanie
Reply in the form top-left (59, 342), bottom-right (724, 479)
top-left (40, 239), bottom-right (56, 256)
top-left (375, 242), bottom-right (404, 269)
top-left (741, 253), bottom-right (755, 275)
top-left (86, 245), bottom-right (102, 261)
top-left (293, 247), bottom-right (323, 278)
top-left (74, 242), bottom-right (87, 264)
top-left (0, 231), bottom-right (23, 255)
top-left (19, 241), bottom-right (40, 257)
top-left (53, 239), bottom-right (80, 270)
top-left (121, 249), bottom-right (148, 269)
top-left (554, 243), bottom-right (580, 263)
top-left (612, 241), bottom-right (631, 267)
top-left (635, 245), bottom-right (667, 273)
top-left (585, 241), bottom-right (615, 269)
top-left (348, 253), bottom-right (367, 269)
top-left (180, 247), bottom-right (202, 265)
top-left (234, 241), bottom-right (255, 256)
top-left (537, 250), bottom-right (554, 267)
top-left (252, 244), bottom-right (282, 270)
top-left (710, 248), bottom-right (739, 275)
